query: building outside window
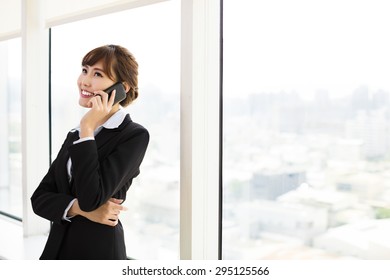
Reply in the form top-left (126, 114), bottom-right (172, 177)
top-left (222, 0), bottom-right (390, 259)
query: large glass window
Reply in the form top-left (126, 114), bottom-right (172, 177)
top-left (223, 0), bottom-right (390, 259)
top-left (0, 38), bottom-right (22, 220)
top-left (50, 1), bottom-right (180, 259)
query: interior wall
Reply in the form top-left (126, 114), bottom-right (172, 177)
top-left (0, 0), bottom-right (21, 39)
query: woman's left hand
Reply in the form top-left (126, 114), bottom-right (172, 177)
top-left (69, 197), bottom-right (127, 227)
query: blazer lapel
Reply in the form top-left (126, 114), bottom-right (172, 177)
top-left (95, 114), bottom-right (131, 149)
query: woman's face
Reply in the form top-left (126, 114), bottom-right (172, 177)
top-left (77, 60), bottom-right (116, 108)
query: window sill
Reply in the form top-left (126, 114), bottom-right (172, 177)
top-left (0, 216), bottom-right (47, 260)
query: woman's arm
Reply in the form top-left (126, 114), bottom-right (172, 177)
top-left (69, 126), bottom-right (149, 212)
top-left (31, 133), bottom-right (78, 225)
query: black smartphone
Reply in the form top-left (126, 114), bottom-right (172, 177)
top-left (104, 82), bottom-right (127, 104)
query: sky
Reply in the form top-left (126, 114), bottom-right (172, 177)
top-left (223, 0), bottom-right (390, 100)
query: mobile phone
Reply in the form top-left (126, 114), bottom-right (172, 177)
top-left (104, 82), bottom-right (127, 104)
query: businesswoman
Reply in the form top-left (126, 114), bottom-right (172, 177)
top-left (31, 45), bottom-right (149, 259)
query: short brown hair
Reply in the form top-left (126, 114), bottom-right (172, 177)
top-left (82, 44), bottom-right (139, 107)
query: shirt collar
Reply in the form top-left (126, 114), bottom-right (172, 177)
top-left (101, 108), bottom-right (127, 129)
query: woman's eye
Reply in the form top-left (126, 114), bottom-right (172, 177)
top-left (81, 68), bottom-right (87, 74)
top-left (94, 72), bottom-right (103, 77)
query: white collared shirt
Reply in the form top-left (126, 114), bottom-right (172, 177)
top-left (63, 108), bottom-right (127, 221)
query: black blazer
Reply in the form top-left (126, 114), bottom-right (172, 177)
top-left (31, 114), bottom-right (149, 259)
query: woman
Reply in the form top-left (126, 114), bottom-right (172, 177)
top-left (31, 45), bottom-right (149, 259)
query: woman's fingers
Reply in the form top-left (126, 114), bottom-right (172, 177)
top-left (94, 198), bottom-right (128, 226)
top-left (108, 90), bottom-right (116, 107)
top-left (87, 90), bottom-right (112, 112)
top-left (108, 198), bottom-right (128, 211)
top-left (94, 90), bottom-right (110, 106)
top-left (106, 200), bottom-right (127, 215)
top-left (109, 198), bottom-right (123, 204)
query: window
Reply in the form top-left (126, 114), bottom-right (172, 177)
top-left (223, 0), bottom-right (390, 259)
top-left (50, 0), bottom-right (180, 259)
top-left (0, 38), bottom-right (22, 220)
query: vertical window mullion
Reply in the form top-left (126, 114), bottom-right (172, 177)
top-left (180, 0), bottom-right (221, 260)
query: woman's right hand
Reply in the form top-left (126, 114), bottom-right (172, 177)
top-left (69, 198), bottom-right (127, 226)
top-left (79, 89), bottom-right (116, 139)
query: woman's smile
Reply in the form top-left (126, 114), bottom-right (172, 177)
top-left (80, 90), bottom-right (95, 98)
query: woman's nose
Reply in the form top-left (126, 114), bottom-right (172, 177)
top-left (82, 78), bottom-right (91, 87)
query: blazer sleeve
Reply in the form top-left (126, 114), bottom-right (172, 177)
top-left (30, 154), bottom-right (76, 225)
top-left (68, 126), bottom-right (149, 212)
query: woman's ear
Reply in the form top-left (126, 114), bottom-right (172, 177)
top-left (122, 82), bottom-right (131, 93)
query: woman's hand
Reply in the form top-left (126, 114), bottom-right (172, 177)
top-left (79, 90), bottom-right (116, 138)
top-left (69, 197), bottom-right (127, 227)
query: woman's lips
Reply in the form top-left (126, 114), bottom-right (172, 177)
top-left (80, 90), bottom-right (94, 98)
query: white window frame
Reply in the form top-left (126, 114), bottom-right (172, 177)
top-left (180, 0), bottom-right (221, 260)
